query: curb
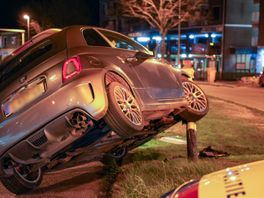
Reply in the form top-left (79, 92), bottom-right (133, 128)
top-left (195, 81), bottom-right (262, 89)
top-left (195, 81), bottom-right (237, 88)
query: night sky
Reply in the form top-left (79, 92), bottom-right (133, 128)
top-left (0, 0), bottom-right (100, 29)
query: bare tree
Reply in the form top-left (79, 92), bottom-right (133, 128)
top-left (121, 0), bottom-right (206, 57)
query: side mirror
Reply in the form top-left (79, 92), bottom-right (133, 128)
top-left (135, 51), bottom-right (151, 59)
top-left (148, 51), bottom-right (154, 56)
top-left (126, 51), bottom-right (152, 64)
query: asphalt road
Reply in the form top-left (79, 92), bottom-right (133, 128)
top-left (198, 83), bottom-right (264, 112)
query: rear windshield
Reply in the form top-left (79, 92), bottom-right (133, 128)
top-left (0, 40), bottom-right (52, 84)
top-left (0, 31), bottom-right (66, 87)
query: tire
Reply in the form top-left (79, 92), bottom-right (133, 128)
top-left (104, 82), bottom-right (144, 137)
top-left (0, 165), bottom-right (42, 195)
top-left (102, 147), bottom-right (127, 166)
top-left (179, 79), bottom-right (209, 122)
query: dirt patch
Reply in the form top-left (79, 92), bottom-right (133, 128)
top-left (164, 98), bottom-right (264, 134)
top-left (211, 99), bottom-right (264, 129)
top-left (213, 99), bottom-right (256, 119)
top-left (0, 162), bottom-right (106, 198)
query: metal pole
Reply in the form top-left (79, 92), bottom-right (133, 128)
top-left (186, 122), bottom-right (198, 161)
top-left (220, 0), bottom-right (226, 80)
top-left (177, 0), bottom-right (181, 67)
top-left (24, 15), bottom-right (30, 41)
top-left (21, 32), bottom-right (25, 45)
top-left (27, 17), bottom-right (30, 41)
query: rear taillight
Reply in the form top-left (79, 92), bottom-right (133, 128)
top-left (62, 56), bottom-right (82, 81)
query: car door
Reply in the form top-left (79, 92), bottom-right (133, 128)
top-left (97, 29), bottom-right (184, 101)
top-left (130, 56), bottom-right (184, 100)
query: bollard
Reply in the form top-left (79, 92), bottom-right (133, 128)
top-left (186, 122), bottom-right (198, 161)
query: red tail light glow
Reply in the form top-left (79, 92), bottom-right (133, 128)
top-left (163, 180), bottom-right (199, 198)
top-left (62, 56), bottom-right (82, 81)
top-left (177, 181), bottom-right (198, 198)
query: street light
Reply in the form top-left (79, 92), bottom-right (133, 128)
top-left (23, 14), bottom-right (30, 41)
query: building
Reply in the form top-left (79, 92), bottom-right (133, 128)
top-left (100, 0), bottom-right (262, 80)
top-left (222, 0), bottom-right (259, 80)
top-left (0, 28), bottom-right (25, 61)
top-left (256, 0), bottom-right (264, 74)
top-left (99, 0), bottom-right (149, 33)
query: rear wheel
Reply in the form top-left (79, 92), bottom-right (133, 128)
top-left (1, 162), bottom-right (42, 195)
top-left (104, 82), bottom-right (144, 137)
top-left (180, 80), bottom-right (209, 122)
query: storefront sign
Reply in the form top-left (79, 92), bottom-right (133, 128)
top-left (236, 63), bottom-right (247, 70)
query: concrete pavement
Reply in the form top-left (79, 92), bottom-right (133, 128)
top-left (197, 82), bottom-right (264, 112)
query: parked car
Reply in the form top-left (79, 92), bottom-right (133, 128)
top-left (0, 26), bottom-right (208, 194)
top-left (161, 160), bottom-right (264, 198)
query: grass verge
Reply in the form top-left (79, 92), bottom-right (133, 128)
top-left (110, 98), bottom-right (264, 198)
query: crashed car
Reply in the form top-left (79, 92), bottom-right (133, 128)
top-left (161, 160), bottom-right (264, 198)
top-left (0, 26), bottom-right (208, 194)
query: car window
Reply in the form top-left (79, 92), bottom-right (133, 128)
top-left (98, 29), bottom-right (149, 53)
top-left (83, 29), bottom-right (111, 47)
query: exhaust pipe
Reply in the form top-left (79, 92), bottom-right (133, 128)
top-left (66, 112), bottom-right (94, 137)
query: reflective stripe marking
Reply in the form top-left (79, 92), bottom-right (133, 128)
top-left (226, 187), bottom-right (244, 193)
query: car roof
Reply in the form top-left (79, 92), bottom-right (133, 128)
top-left (1, 25), bottom-right (150, 66)
top-left (1, 28), bottom-right (62, 65)
top-left (14, 28), bottom-right (61, 55)
top-left (64, 25), bottom-right (150, 53)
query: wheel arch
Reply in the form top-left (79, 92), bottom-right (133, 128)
top-left (181, 70), bottom-right (191, 80)
top-left (105, 71), bottom-right (136, 97)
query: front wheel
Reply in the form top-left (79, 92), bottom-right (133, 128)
top-left (1, 162), bottom-right (43, 195)
top-left (180, 80), bottom-right (209, 122)
top-left (104, 82), bottom-right (144, 137)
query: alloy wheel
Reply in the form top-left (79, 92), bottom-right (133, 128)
top-left (113, 86), bottom-right (142, 126)
top-left (182, 81), bottom-right (208, 112)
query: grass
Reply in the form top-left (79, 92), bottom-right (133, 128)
top-left (109, 98), bottom-right (264, 198)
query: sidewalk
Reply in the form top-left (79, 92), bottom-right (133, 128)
top-left (197, 81), bottom-right (264, 112)
top-left (195, 80), bottom-right (262, 89)
top-left (195, 80), bottom-right (238, 88)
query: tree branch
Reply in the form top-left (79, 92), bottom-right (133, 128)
top-left (120, 0), bottom-right (207, 56)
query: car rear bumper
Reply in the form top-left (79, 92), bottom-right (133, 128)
top-left (0, 69), bottom-right (108, 158)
